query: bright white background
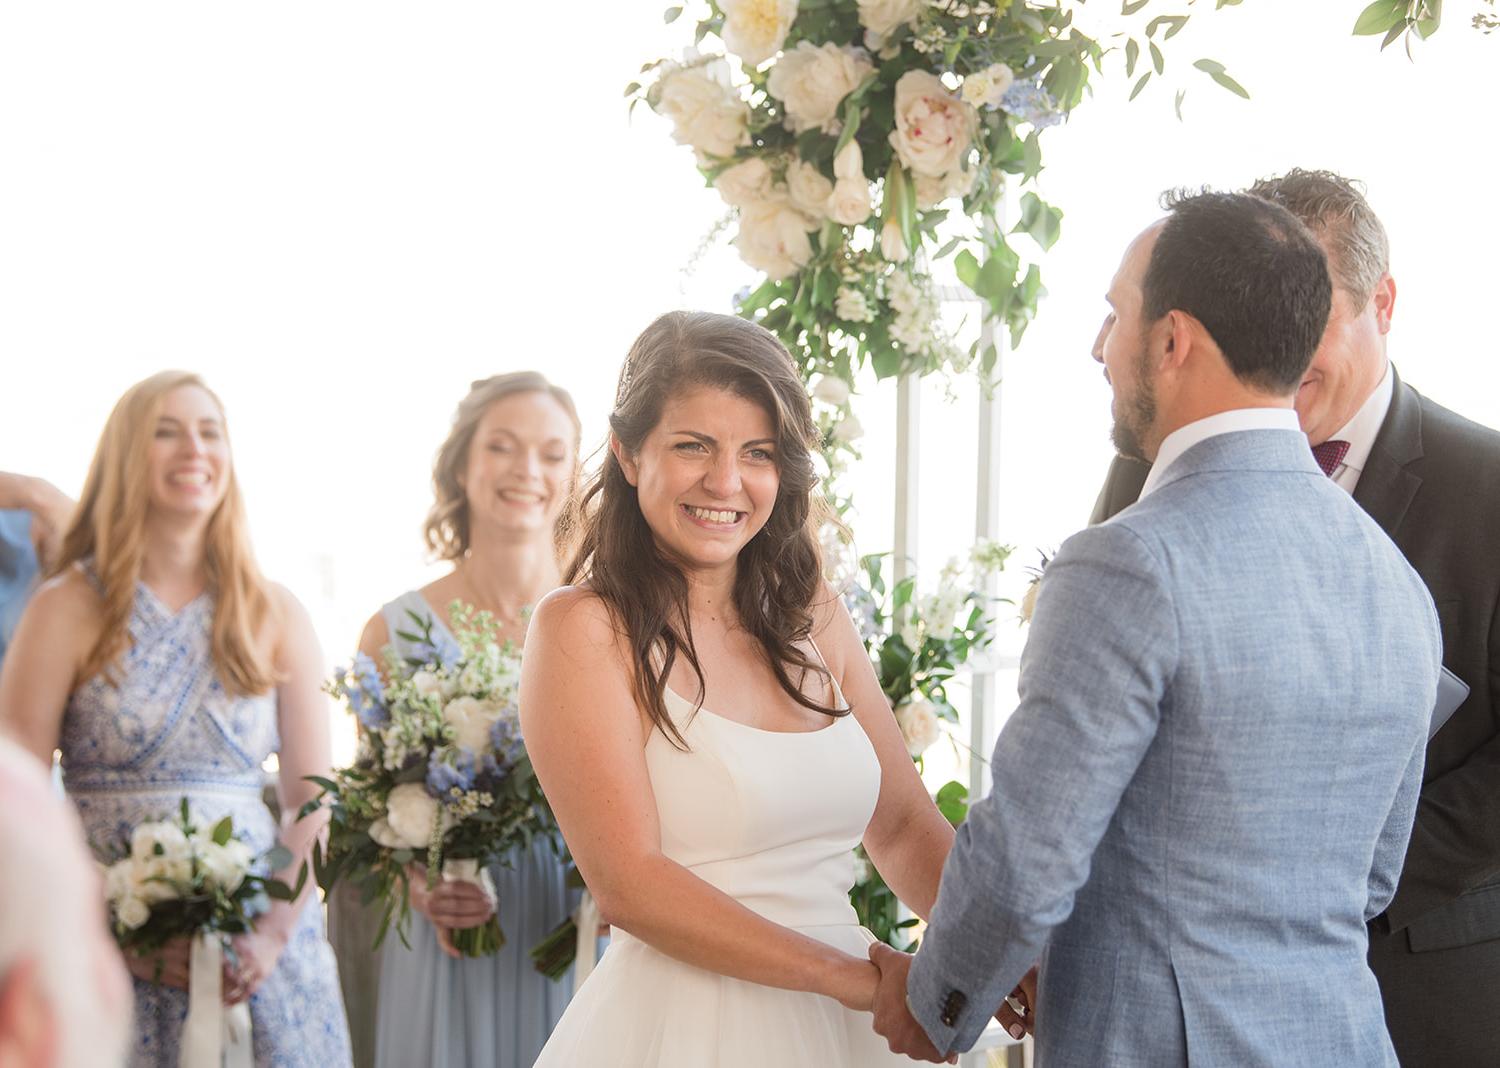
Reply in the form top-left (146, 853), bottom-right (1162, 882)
top-left (2, 2), bottom-right (1496, 756)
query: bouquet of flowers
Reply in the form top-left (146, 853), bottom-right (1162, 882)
top-left (98, 798), bottom-right (296, 960)
top-left (307, 603), bottom-right (561, 958)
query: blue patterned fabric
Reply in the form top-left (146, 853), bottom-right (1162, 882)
top-left (61, 583), bottom-right (352, 1068)
top-left (373, 590), bottom-right (576, 1068)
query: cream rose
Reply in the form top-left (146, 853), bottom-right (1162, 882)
top-left (410, 670), bottom-right (443, 699)
top-left (833, 411), bottom-right (865, 442)
top-left (961, 63), bottom-right (1015, 109)
top-left (657, 60), bottom-right (751, 161)
top-left (116, 895), bottom-right (151, 930)
top-left (855, 0), bottom-right (921, 38)
top-left (443, 695), bottom-right (505, 754)
top-left (733, 194), bottom-right (817, 280)
top-left (812, 374), bottom-right (851, 406)
top-left (913, 165), bottom-right (976, 210)
top-left (888, 70), bottom-right (976, 179)
top-left (383, 782), bottom-right (453, 849)
top-left (715, 157), bottom-right (773, 207)
top-left (719, 0), bottom-right (799, 67)
top-left (828, 175), bottom-right (873, 225)
top-left (894, 695), bottom-right (942, 758)
top-left (767, 41), bottom-right (873, 134)
top-left (785, 159), bottom-right (834, 218)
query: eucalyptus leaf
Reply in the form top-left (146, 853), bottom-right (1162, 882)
top-left (1125, 37), bottom-right (1140, 76)
top-left (1149, 40), bottom-right (1165, 74)
top-left (1122, 0), bottom-right (1152, 13)
top-left (1175, 88), bottom-right (1186, 120)
top-left (663, 5), bottom-right (682, 23)
top-left (1353, 0), bottom-right (1407, 35)
top-left (1205, 68), bottom-right (1250, 98)
top-left (1129, 71), bottom-right (1153, 100)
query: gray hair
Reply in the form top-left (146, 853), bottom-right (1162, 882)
top-left (1247, 168), bottom-right (1390, 306)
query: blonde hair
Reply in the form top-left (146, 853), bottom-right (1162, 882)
top-left (55, 371), bottom-right (278, 696)
top-left (422, 372), bottom-right (582, 562)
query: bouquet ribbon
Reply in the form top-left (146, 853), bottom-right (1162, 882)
top-left (573, 889), bottom-right (601, 985)
top-left (184, 934), bottom-right (253, 1068)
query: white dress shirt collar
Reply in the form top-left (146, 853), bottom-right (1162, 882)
top-left (1323, 361), bottom-right (1393, 494)
top-left (1139, 407), bottom-right (1303, 500)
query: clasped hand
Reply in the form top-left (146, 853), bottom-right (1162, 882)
top-left (406, 862), bottom-right (498, 958)
top-left (868, 944), bottom-right (1038, 1064)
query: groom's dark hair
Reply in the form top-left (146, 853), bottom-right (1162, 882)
top-left (1143, 189), bottom-right (1332, 395)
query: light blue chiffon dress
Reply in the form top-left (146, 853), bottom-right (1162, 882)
top-left (373, 590), bottom-right (577, 1068)
top-left (60, 582), bottom-right (352, 1068)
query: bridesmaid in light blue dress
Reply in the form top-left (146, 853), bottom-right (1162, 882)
top-left (352, 372), bottom-right (585, 1068)
top-left (0, 371), bottom-right (351, 1067)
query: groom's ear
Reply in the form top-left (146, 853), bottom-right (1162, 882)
top-left (611, 434), bottom-right (639, 487)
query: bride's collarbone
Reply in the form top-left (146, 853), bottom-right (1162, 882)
top-left (675, 653), bottom-right (836, 734)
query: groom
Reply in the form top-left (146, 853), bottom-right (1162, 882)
top-left (870, 190), bottom-right (1443, 1065)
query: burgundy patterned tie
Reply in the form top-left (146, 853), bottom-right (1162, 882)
top-left (1310, 439), bottom-right (1351, 477)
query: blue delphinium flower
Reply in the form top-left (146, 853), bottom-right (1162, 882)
top-left (427, 750), bottom-right (477, 802)
top-left (488, 712), bottom-right (525, 770)
top-left (341, 652), bottom-right (390, 729)
top-left (1000, 80), bottom-right (1063, 129)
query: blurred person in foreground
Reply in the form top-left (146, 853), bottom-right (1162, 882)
top-left (1091, 169), bottom-right (1500, 1066)
top-left (871, 190), bottom-right (1441, 1065)
top-left (0, 733), bottom-right (132, 1068)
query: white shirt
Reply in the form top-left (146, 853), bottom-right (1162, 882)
top-left (1139, 407), bottom-right (1303, 501)
top-left (1322, 362), bottom-right (1393, 495)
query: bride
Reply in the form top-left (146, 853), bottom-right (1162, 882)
top-left (520, 311), bottom-right (956, 1065)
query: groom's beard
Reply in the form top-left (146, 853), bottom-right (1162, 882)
top-left (1110, 349), bottom-right (1157, 463)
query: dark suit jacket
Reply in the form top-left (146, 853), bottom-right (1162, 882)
top-left (1089, 371), bottom-right (1500, 948)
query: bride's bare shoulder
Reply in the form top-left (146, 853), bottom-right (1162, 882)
top-left (530, 584), bottom-right (626, 655)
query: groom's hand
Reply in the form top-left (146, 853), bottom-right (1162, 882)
top-left (868, 942), bottom-right (955, 1064)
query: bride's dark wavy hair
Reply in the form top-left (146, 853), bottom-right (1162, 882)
top-left (566, 310), bottom-right (843, 748)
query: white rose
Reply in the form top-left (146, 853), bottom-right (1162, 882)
top-left (833, 139), bottom-right (864, 181)
top-left (894, 695), bottom-right (942, 758)
top-left (733, 194), bottom-right (817, 280)
top-left (961, 63), bottom-right (1015, 109)
top-left (194, 837), bottom-right (252, 894)
top-left (410, 670), bottom-right (443, 699)
top-left (657, 60), bottom-right (751, 161)
top-left (130, 819), bottom-right (188, 864)
top-left (116, 895), bottom-right (151, 930)
top-left (913, 165), bottom-right (976, 210)
top-left (367, 817), bottom-right (406, 850)
top-left (888, 70), bottom-right (976, 179)
top-left (880, 216), bottom-right (909, 262)
top-left (443, 695), bottom-right (504, 754)
top-left (719, 0), bottom-right (799, 67)
top-left (833, 411), bottom-right (865, 442)
top-left (767, 41), bottom-right (873, 134)
top-left (812, 375), bottom-right (851, 406)
top-left (827, 175), bottom-right (872, 225)
top-left (133, 856), bottom-right (186, 903)
top-left (855, 0), bottom-right (921, 38)
top-left (715, 157), bottom-right (773, 207)
top-left (384, 782), bottom-right (449, 850)
top-left (785, 159), bottom-right (834, 218)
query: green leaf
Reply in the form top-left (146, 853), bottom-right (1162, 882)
top-left (1125, 37), bottom-right (1140, 76)
top-left (1011, 192), bottom-right (1063, 251)
top-left (1175, 88), bottom-right (1186, 120)
top-left (1122, 0), bottom-right (1152, 13)
top-left (212, 816), bottom-right (234, 846)
top-left (1353, 0), bottom-right (1407, 35)
top-left (935, 780), bottom-right (970, 826)
top-left (1204, 67), bottom-right (1250, 98)
top-left (1149, 40), bottom-right (1165, 74)
top-left (663, 5), bottom-right (683, 22)
top-left (1129, 71), bottom-right (1153, 100)
top-left (1146, 14), bottom-right (1189, 39)
top-left (1416, 0), bottom-right (1441, 37)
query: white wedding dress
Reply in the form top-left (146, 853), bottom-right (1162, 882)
top-left (534, 676), bottom-right (909, 1066)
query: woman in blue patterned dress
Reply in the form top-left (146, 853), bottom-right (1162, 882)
top-left (0, 370), bottom-right (352, 1067)
top-left (348, 372), bottom-right (583, 1068)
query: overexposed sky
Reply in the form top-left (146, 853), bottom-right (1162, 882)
top-left (3, 2), bottom-right (1496, 734)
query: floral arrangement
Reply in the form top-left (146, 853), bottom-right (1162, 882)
top-left (633, 0), bottom-right (1082, 406)
top-left (305, 604), bottom-right (561, 958)
top-left (844, 538), bottom-right (1010, 945)
top-left (97, 798), bottom-right (296, 961)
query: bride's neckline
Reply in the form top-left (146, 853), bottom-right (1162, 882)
top-left (662, 683), bottom-right (846, 737)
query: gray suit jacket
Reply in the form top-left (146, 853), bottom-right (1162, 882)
top-left (911, 428), bottom-right (1441, 1066)
top-left (1092, 374), bottom-right (1500, 949)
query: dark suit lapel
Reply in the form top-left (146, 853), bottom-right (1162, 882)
top-left (1353, 368), bottom-right (1424, 535)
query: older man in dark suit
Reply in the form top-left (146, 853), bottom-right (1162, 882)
top-left (1090, 168), bottom-right (1500, 1067)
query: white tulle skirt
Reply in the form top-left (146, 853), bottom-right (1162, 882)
top-left (534, 925), bottom-right (907, 1067)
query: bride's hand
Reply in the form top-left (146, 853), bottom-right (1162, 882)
top-left (995, 962), bottom-right (1037, 1039)
top-left (122, 935), bottom-right (193, 990)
